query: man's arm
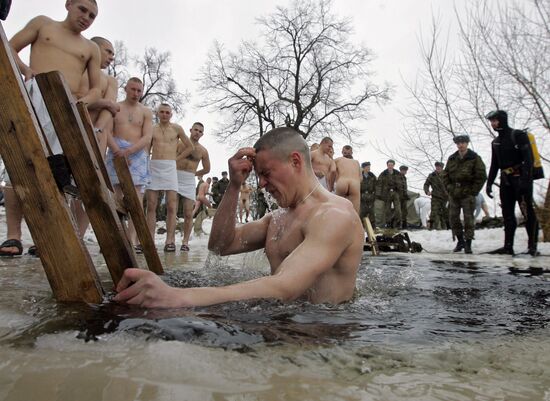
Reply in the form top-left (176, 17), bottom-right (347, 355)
top-left (208, 148), bottom-right (268, 255)
top-left (327, 160), bottom-right (337, 192)
top-left (114, 206), bottom-right (355, 307)
top-left (175, 125), bottom-right (194, 161)
top-left (195, 149), bottom-right (211, 177)
top-left (9, 16), bottom-right (49, 80)
top-left (78, 42), bottom-right (102, 105)
top-left (126, 108), bottom-right (153, 155)
top-left (89, 76), bottom-right (119, 128)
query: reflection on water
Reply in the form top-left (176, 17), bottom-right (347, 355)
top-left (0, 244), bottom-right (550, 400)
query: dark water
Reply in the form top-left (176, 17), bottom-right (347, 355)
top-left (3, 252), bottom-right (549, 350)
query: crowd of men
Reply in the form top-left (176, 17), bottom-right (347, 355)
top-left (0, 0), bottom-right (541, 308)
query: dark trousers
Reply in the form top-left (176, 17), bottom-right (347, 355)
top-left (500, 175), bottom-right (538, 249)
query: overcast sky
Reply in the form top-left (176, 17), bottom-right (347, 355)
top-left (4, 0), bottom-right (466, 190)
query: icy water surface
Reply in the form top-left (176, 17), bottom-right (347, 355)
top-left (0, 229), bottom-right (549, 400)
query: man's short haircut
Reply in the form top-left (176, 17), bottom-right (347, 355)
top-left (127, 77), bottom-right (143, 85)
top-left (254, 127), bottom-right (311, 168)
top-left (320, 137), bottom-right (333, 144)
top-left (221, 171), bottom-right (228, 175)
top-left (158, 103), bottom-right (172, 109)
top-left (343, 145), bottom-right (353, 151)
top-left (90, 36), bottom-right (112, 47)
top-left (72, 0), bottom-right (97, 5)
top-left (192, 122), bottom-right (204, 128)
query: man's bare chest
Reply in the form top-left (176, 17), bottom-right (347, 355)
top-left (265, 213), bottom-right (304, 264)
top-left (38, 27), bottom-right (89, 65)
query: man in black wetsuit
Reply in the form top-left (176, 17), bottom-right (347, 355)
top-left (485, 110), bottom-right (539, 256)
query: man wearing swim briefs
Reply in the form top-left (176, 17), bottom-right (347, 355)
top-left (1, 0), bottom-right (102, 257)
top-left (176, 122), bottom-right (210, 251)
top-left (311, 137), bottom-right (336, 192)
top-left (113, 127), bottom-right (364, 308)
top-left (334, 145), bottom-right (362, 214)
top-left (145, 104), bottom-right (193, 252)
top-left (239, 182), bottom-right (253, 223)
top-left (106, 77), bottom-right (153, 251)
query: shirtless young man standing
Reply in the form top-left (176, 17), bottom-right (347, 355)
top-left (72, 36), bottom-right (119, 238)
top-left (192, 177), bottom-right (212, 217)
top-left (145, 104), bottom-right (193, 252)
top-left (310, 137), bottom-right (336, 192)
top-left (106, 77), bottom-right (153, 251)
top-left (78, 36), bottom-right (119, 155)
top-left (175, 122), bottom-right (210, 252)
top-left (114, 127), bottom-right (364, 308)
top-left (334, 145), bottom-right (362, 214)
top-left (239, 182), bottom-right (253, 223)
top-left (0, 0), bottom-right (102, 257)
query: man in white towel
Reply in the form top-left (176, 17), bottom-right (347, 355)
top-left (311, 137), bottom-right (336, 192)
top-left (176, 122), bottom-right (210, 252)
top-left (145, 104), bottom-right (193, 252)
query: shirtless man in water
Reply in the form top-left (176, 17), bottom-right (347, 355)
top-left (1, 0), bottom-right (102, 257)
top-left (176, 122), bottom-right (210, 252)
top-left (239, 182), bottom-right (253, 223)
top-left (114, 127), bottom-right (364, 308)
top-left (145, 104), bottom-right (193, 252)
top-left (106, 77), bottom-right (153, 250)
top-left (334, 145), bottom-right (362, 214)
top-left (310, 137), bottom-right (336, 192)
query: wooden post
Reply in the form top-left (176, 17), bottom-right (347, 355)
top-left (114, 157), bottom-right (164, 275)
top-left (364, 217), bottom-right (379, 256)
top-left (0, 23), bottom-right (103, 302)
top-left (35, 71), bottom-right (139, 285)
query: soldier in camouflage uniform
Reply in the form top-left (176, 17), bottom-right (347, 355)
top-left (398, 165), bottom-right (409, 229)
top-left (376, 159), bottom-right (403, 228)
top-left (424, 161), bottom-right (448, 230)
top-left (360, 162), bottom-right (377, 227)
top-left (211, 176), bottom-right (221, 208)
top-left (442, 135), bottom-right (487, 254)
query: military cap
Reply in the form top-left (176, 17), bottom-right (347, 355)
top-left (453, 134), bottom-right (470, 143)
top-left (434, 161), bottom-right (444, 167)
top-left (399, 165), bottom-right (408, 171)
top-left (485, 110), bottom-right (507, 120)
top-left (221, 171), bottom-right (228, 176)
top-left (361, 161), bottom-right (371, 168)
top-left (387, 159), bottom-right (396, 165)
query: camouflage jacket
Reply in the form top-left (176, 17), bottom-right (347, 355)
top-left (217, 178), bottom-right (229, 196)
top-left (398, 174), bottom-right (408, 200)
top-left (423, 171), bottom-right (448, 200)
top-left (442, 149), bottom-right (487, 199)
top-left (376, 169), bottom-right (403, 200)
top-left (360, 172), bottom-right (377, 202)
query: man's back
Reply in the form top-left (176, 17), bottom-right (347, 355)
top-left (335, 157), bottom-right (360, 181)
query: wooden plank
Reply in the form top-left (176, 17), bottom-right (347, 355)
top-left (114, 157), bottom-right (164, 275)
top-left (76, 103), bottom-right (113, 192)
top-left (364, 217), bottom-right (379, 256)
top-left (0, 23), bottom-right (103, 303)
top-left (35, 71), bottom-right (138, 285)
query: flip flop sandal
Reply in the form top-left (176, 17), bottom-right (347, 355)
top-left (164, 243), bottom-right (176, 252)
top-left (0, 239), bottom-right (23, 257)
top-left (134, 244), bottom-right (143, 254)
top-left (27, 245), bottom-right (39, 257)
top-left (180, 244), bottom-right (190, 252)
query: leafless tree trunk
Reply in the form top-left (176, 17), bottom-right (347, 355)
top-left (198, 0), bottom-right (391, 146)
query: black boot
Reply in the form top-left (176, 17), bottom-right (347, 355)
top-left (488, 246), bottom-right (514, 255)
top-left (453, 235), bottom-right (465, 252)
top-left (464, 239), bottom-right (472, 254)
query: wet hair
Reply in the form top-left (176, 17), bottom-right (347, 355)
top-left (254, 127), bottom-right (311, 168)
top-left (320, 137), bottom-right (333, 144)
top-left (127, 77), bottom-right (143, 85)
top-left (90, 36), bottom-right (112, 48)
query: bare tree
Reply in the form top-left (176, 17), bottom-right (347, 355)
top-left (198, 0), bottom-right (391, 145)
top-left (108, 41), bottom-right (188, 116)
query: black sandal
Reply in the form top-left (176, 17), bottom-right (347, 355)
top-left (164, 243), bottom-right (176, 252)
top-left (0, 239), bottom-right (23, 257)
top-left (27, 245), bottom-right (39, 257)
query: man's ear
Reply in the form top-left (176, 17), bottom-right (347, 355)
top-left (289, 151), bottom-right (303, 169)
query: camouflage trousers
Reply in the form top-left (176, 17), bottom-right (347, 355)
top-left (384, 191), bottom-right (401, 228)
top-left (430, 197), bottom-right (448, 230)
top-left (360, 199), bottom-right (376, 228)
top-left (449, 195), bottom-right (476, 240)
top-left (400, 197), bottom-right (408, 226)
